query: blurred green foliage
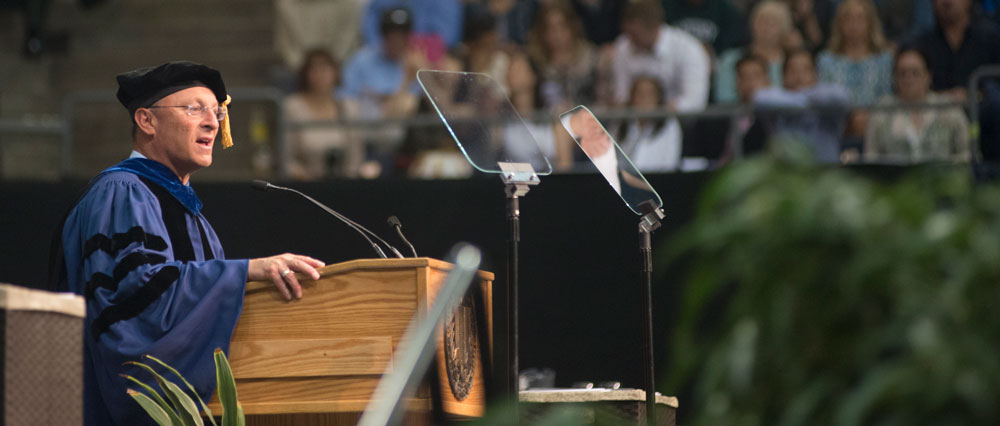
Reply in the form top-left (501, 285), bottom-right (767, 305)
top-left (664, 144), bottom-right (1000, 426)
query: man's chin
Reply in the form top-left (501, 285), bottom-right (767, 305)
top-left (194, 155), bottom-right (213, 170)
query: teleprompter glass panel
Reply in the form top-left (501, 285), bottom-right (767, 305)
top-left (417, 70), bottom-right (552, 175)
top-left (559, 106), bottom-right (663, 215)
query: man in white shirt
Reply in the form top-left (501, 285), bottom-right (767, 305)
top-left (611, 0), bottom-right (711, 112)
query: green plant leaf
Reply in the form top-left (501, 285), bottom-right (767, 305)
top-left (122, 374), bottom-right (185, 426)
top-left (163, 378), bottom-right (205, 426)
top-left (145, 354), bottom-right (218, 425)
top-left (126, 361), bottom-right (202, 426)
top-left (236, 403), bottom-right (245, 426)
top-left (127, 389), bottom-right (175, 426)
top-left (214, 348), bottom-right (241, 426)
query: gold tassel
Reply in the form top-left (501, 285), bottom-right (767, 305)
top-left (221, 94), bottom-right (234, 149)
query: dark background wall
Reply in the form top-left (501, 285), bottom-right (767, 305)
top-left (0, 172), bottom-right (707, 397)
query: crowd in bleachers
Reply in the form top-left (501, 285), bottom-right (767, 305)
top-left (275, 0), bottom-right (1000, 179)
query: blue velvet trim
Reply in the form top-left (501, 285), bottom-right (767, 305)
top-left (102, 158), bottom-right (203, 214)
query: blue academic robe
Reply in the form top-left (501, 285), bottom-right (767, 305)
top-left (56, 158), bottom-right (248, 426)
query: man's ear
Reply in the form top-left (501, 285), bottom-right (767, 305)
top-left (134, 108), bottom-right (156, 137)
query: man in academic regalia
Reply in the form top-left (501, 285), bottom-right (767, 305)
top-left (49, 61), bottom-right (325, 426)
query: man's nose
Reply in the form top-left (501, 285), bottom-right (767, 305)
top-left (201, 113), bottom-right (220, 130)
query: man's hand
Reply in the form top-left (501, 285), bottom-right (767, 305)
top-left (248, 254), bottom-right (325, 301)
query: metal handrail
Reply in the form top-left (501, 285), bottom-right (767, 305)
top-left (285, 100), bottom-right (971, 132)
top-left (2, 70), bottom-right (998, 179)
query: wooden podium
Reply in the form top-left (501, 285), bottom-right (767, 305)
top-left (207, 258), bottom-right (494, 425)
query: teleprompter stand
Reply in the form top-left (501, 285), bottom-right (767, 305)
top-left (499, 161), bottom-right (539, 423)
top-left (638, 202), bottom-right (665, 426)
top-left (416, 70), bottom-right (553, 424)
top-left (558, 105), bottom-right (672, 426)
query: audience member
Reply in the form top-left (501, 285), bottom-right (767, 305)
top-left (915, 0), bottom-right (1000, 98)
top-left (877, 0), bottom-right (935, 43)
top-left (455, 7), bottom-right (513, 93)
top-left (912, 0), bottom-right (1000, 98)
top-left (714, 0), bottom-right (796, 104)
top-left (403, 98), bottom-right (474, 179)
top-left (361, 0), bottom-right (464, 57)
top-left (723, 55), bottom-right (774, 161)
top-left (273, 0), bottom-right (364, 81)
top-left (816, 0), bottom-right (893, 106)
top-left (464, 0), bottom-right (539, 45)
top-left (612, 75), bottom-right (683, 171)
top-left (662, 0), bottom-right (748, 56)
top-left (283, 49), bottom-right (361, 180)
top-left (691, 54), bottom-right (774, 164)
top-left (505, 54), bottom-right (564, 166)
top-left (525, 0), bottom-right (611, 111)
top-left (611, 0), bottom-right (711, 111)
top-left (912, 0), bottom-right (1000, 159)
top-left (753, 49), bottom-right (851, 162)
top-left (570, 0), bottom-right (625, 45)
top-left (785, 0), bottom-right (837, 52)
top-left (395, 59), bottom-right (469, 178)
top-left (341, 7), bottom-right (424, 120)
top-left (341, 7), bottom-right (428, 177)
top-left (865, 48), bottom-right (971, 162)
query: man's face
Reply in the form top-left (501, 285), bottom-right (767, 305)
top-left (783, 53), bottom-right (817, 90)
top-left (383, 30), bottom-right (410, 61)
top-left (569, 109), bottom-right (612, 158)
top-left (622, 19), bottom-right (659, 51)
top-left (737, 61), bottom-right (769, 103)
top-left (141, 87), bottom-right (219, 181)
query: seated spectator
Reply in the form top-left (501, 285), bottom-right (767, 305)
top-left (341, 7), bottom-right (425, 119)
top-left (865, 48), bottom-right (971, 162)
top-left (455, 7), bottom-right (512, 94)
top-left (912, 0), bottom-right (1000, 160)
top-left (753, 49), bottom-right (851, 162)
top-left (816, 0), bottom-right (893, 106)
top-left (611, 0), bottom-right (711, 111)
top-left (395, 60), bottom-right (471, 178)
top-left (690, 54), bottom-right (775, 164)
top-left (730, 54), bottom-right (774, 158)
top-left (463, 0), bottom-right (539, 45)
top-left (912, 0), bottom-right (1000, 101)
top-left (525, 0), bottom-right (612, 111)
top-left (785, 0), bottom-right (838, 52)
top-left (341, 7), bottom-right (428, 177)
top-left (361, 0), bottom-right (464, 55)
top-left (714, 0), bottom-right (796, 104)
top-left (570, 0), bottom-right (625, 45)
top-left (877, 0), bottom-right (935, 44)
top-left (505, 54), bottom-right (564, 166)
top-left (661, 0), bottom-right (748, 56)
top-left (611, 76), bottom-right (683, 172)
top-left (274, 0), bottom-right (363, 75)
top-left (283, 48), bottom-right (361, 180)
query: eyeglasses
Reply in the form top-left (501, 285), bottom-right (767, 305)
top-left (148, 104), bottom-right (227, 121)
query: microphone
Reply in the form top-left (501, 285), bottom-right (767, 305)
top-left (251, 180), bottom-right (403, 259)
top-left (388, 216), bottom-right (418, 257)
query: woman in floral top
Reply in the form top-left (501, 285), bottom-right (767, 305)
top-left (815, 0), bottom-right (892, 106)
